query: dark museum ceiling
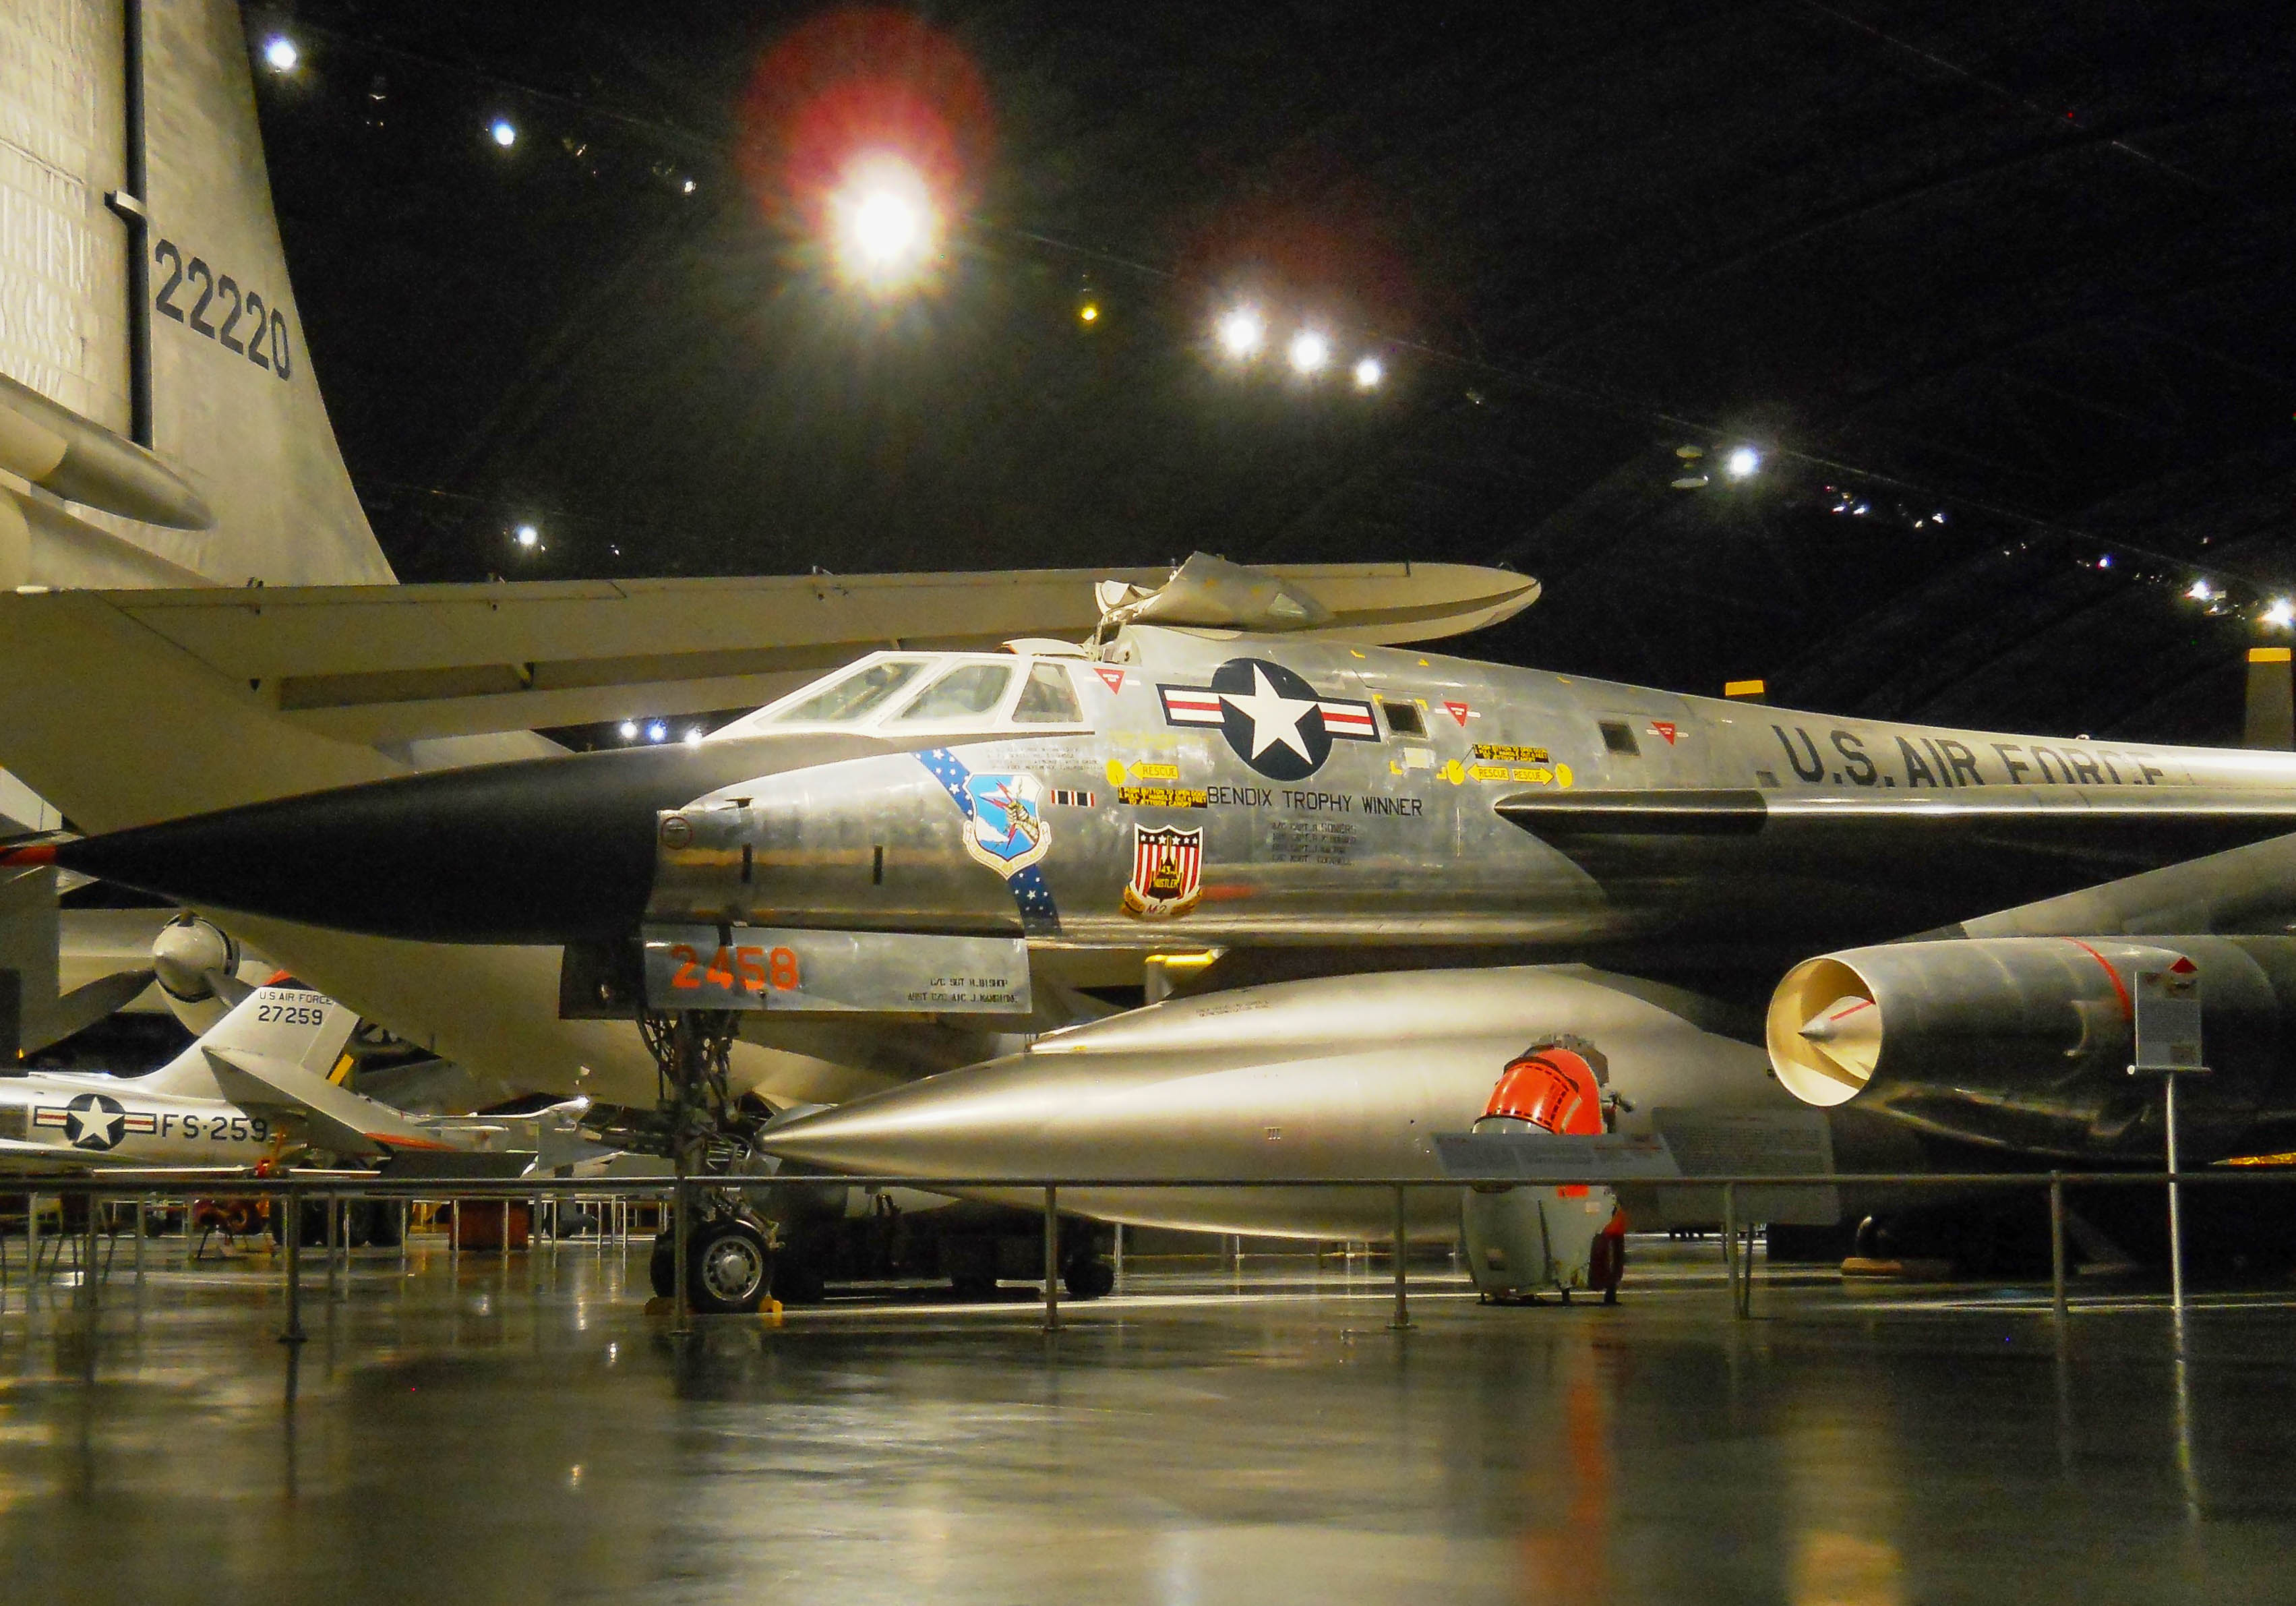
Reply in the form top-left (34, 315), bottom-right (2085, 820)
top-left (245, 1), bottom-right (2296, 744)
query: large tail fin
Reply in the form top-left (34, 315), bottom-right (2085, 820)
top-left (139, 972), bottom-right (355, 1097)
top-left (0, 0), bottom-right (391, 587)
top-left (142, 974), bottom-right (455, 1154)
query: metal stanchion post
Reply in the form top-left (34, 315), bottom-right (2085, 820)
top-left (450, 1198), bottom-right (460, 1272)
top-left (671, 1177), bottom-right (692, 1334)
top-left (1042, 1185), bottom-right (1060, 1332)
top-left (27, 1192), bottom-right (40, 1303)
top-left (280, 1187), bottom-right (306, 1344)
top-left (2049, 1174), bottom-right (2068, 1330)
top-left (1740, 1220), bottom-right (1756, 1317)
top-left (1113, 1222), bottom-right (1124, 1292)
top-left (1722, 1183), bottom-right (1740, 1317)
top-left (1389, 1184), bottom-right (1411, 1330)
top-left (82, 1194), bottom-right (101, 1311)
top-left (324, 1192), bottom-right (340, 1302)
top-left (134, 1197), bottom-right (146, 1287)
top-left (2165, 1076), bottom-right (2187, 1324)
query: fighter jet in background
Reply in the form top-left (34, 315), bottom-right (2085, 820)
top-left (0, 975), bottom-right (442, 1173)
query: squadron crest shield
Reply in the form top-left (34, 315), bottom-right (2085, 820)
top-left (961, 772), bottom-right (1051, 874)
top-left (1122, 825), bottom-right (1204, 920)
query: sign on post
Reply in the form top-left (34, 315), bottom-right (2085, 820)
top-left (2132, 957), bottom-right (2204, 1073)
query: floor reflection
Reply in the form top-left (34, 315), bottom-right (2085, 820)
top-left (0, 1240), bottom-right (2287, 1603)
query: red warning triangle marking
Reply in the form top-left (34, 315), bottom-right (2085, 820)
top-left (1095, 667), bottom-right (1126, 694)
top-left (2169, 955), bottom-right (2198, 974)
top-left (1445, 702), bottom-right (1470, 726)
top-left (1650, 721), bottom-right (1679, 745)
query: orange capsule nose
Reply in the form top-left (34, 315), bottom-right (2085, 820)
top-left (1480, 1046), bottom-right (1604, 1134)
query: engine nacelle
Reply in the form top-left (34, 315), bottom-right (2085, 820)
top-left (1766, 935), bottom-right (2296, 1160)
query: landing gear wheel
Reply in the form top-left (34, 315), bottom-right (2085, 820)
top-left (1061, 1255), bottom-right (1116, 1301)
top-left (649, 1228), bottom-right (677, 1299)
top-left (688, 1217), bottom-right (772, 1315)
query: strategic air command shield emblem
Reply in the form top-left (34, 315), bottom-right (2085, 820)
top-left (961, 773), bottom-right (1052, 874)
top-left (1122, 825), bottom-right (1204, 920)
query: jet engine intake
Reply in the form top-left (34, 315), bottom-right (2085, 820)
top-left (1766, 936), bottom-right (2296, 1160)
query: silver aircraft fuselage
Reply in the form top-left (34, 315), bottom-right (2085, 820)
top-left (644, 625), bottom-right (2296, 966)
top-left (55, 622), bottom-right (2296, 970)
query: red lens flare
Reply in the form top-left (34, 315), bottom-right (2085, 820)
top-left (737, 9), bottom-right (993, 287)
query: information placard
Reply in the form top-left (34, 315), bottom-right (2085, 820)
top-left (640, 926), bottom-right (1031, 1014)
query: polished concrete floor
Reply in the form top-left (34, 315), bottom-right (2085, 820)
top-left (1, 1235), bottom-right (2292, 1605)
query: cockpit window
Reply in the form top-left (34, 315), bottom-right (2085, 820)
top-left (773, 659), bottom-right (926, 724)
top-left (1012, 662), bottom-right (1083, 723)
top-left (893, 662), bottom-right (1013, 722)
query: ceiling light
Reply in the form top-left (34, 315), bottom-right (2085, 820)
top-left (1216, 306), bottom-right (1264, 360)
top-left (514, 523), bottom-right (539, 549)
top-left (1724, 446), bottom-right (1761, 479)
top-left (2187, 580), bottom-right (2216, 601)
top-left (1352, 355), bottom-right (1384, 390)
top-left (264, 37), bottom-right (299, 72)
top-left (490, 119), bottom-right (518, 148)
top-left (684, 728), bottom-right (704, 746)
top-left (1288, 329), bottom-right (1331, 376)
top-left (2266, 599), bottom-right (2295, 629)
top-left (829, 155), bottom-right (937, 291)
top-left (617, 720), bottom-right (638, 740)
top-left (645, 721), bottom-right (667, 742)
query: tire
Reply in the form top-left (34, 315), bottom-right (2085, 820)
top-left (649, 1228), bottom-right (677, 1299)
top-left (1062, 1256), bottom-right (1116, 1301)
top-left (688, 1217), bottom-right (772, 1314)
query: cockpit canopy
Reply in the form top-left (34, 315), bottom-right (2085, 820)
top-left (708, 651), bottom-right (1091, 740)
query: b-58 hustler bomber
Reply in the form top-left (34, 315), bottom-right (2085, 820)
top-left (33, 554), bottom-right (2296, 1304)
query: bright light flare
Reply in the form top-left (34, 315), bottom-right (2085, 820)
top-left (1216, 306), bottom-right (1265, 360)
top-left (490, 119), bottom-right (518, 148)
top-left (645, 721), bottom-right (668, 743)
top-left (264, 36), bottom-right (299, 72)
top-left (1288, 329), bottom-right (1331, 376)
top-left (829, 154), bottom-right (938, 291)
top-left (2187, 579), bottom-right (2216, 601)
top-left (1078, 302), bottom-right (1099, 324)
top-left (617, 720), bottom-right (638, 740)
top-left (2265, 598), bottom-right (2295, 629)
top-left (1352, 355), bottom-right (1384, 390)
top-left (513, 523), bottom-right (540, 549)
top-left (1725, 446), bottom-right (1761, 479)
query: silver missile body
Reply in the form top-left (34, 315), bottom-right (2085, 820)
top-left (754, 965), bottom-right (1785, 1239)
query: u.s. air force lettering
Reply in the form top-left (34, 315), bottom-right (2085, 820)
top-left (1159, 659), bottom-right (1378, 781)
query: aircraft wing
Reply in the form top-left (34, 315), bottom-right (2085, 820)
top-left (1498, 787), bottom-right (2296, 864)
top-left (203, 1046), bottom-right (460, 1158)
top-left (45, 561), bottom-right (1538, 745)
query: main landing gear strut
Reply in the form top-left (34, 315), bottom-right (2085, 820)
top-left (640, 1009), bottom-right (776, 1319)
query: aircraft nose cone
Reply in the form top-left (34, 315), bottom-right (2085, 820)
top-left (756, 1070), bottom-right (1066, 1178)
top-left (55, 750), bottom-right (688, 945)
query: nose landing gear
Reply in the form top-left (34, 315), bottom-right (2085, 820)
top-left (649, 1211), bottom-right (775, 1315)
top-left (640, 1007), bottom-right (777, 1319)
